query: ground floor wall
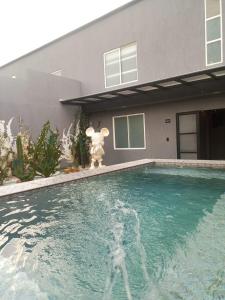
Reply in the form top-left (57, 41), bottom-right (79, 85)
top-left (89, 95), bottom-right (225, 165)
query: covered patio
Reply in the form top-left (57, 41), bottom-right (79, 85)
top-left (60, 66), bottom-right (225, 113)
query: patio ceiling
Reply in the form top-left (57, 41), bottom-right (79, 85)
top-left (60, 66), bottom-right (225, 112)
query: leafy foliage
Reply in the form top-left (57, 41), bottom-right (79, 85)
top-left (30, 121), bottom-right (61, 177)
top-left (0, 153), bottom-right (11, 185)
top-left (73, 113), bottom-right (90, 168)
top-left (0, 118), bottom-right (14, 185)
top-left (12, 135), bottom-right (35, 182)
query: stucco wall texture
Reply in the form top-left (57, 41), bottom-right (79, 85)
top-left (0, 70), bottom-right (80, 138)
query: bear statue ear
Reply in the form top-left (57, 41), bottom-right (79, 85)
top-left (85, 127), bottom-right (95, 137)
top-left (100, 128), bottom-right (109, 137)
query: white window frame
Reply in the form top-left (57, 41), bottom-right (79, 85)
top-left (204, 0), bottom-right (223, 66)
top-left (112, 113), bottom-right (146, 150)
top-left (104, 42), bottom-right (138, 88)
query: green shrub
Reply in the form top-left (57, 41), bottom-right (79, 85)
top-left (30, 121), bottom-right (61, 177)
top-left (12, 135), bottom-right (35, 182)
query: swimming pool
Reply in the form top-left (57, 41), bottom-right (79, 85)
top-left (0, 165), bottom-right (225, 299)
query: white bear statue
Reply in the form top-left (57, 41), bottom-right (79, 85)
top-left (85, 127), bottom-right (109, 169)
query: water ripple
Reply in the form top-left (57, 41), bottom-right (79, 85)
top-left (0, 166), bottom-right (225, 299)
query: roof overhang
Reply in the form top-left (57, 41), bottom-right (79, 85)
top-left (60, 66), bottom-right (225, 113)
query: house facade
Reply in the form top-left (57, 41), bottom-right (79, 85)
top-left (0, 0), bottom-right (225, 164)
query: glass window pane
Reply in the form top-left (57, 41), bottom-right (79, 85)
top-left (121, 43), bottom-right (137, 83)
top-left (114, 117), bottom-right (128, 148)
top-left (105, 63), bottom-right (120, 76)
top-left (207, 17), bottom-right (221, 41)
top-left (121, 43), bottom-right (137, 59)
top-left (207, 40), bottom-right (222, 64)
top-left (206, 0), bottom-right (220, 18)
top-left (129, 115), bottom-right (145, 148)
top-left (180, 134), bottom-right (197, 152)
top-left (122, 70), bottom-right (138, 83)
top-left (106, 75), bottom-right (120, 87)
top-left (105, 49), bottom-right (120, 65)
top-left (105, 49), bottom-right (120, 87)
top-left (121, 57), bottom-right (137, 73)
top-left (179, 114), bottom-right (197, 134)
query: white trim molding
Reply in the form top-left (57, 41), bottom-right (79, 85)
top-left (112, 113), bottom-right (146, 150)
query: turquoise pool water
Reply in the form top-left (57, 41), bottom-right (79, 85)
top-left (0, 166), bottom-right (225, 299)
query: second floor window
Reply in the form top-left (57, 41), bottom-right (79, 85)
top-left (205, 0), bottom-right (223, 66)
top-left (104, 43), bottom-right (138, 88)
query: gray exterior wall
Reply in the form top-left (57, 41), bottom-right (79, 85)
top-left (0, 70), bottom-right (80, 138)
top-left (0, 0), bottom-right (224, 97)
top-left (89, 95), bottom-right (225, 165)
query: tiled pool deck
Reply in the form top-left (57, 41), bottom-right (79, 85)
top-left (1, 159), bottom-right (225, 198)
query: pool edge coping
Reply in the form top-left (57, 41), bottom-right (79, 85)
top-left (1, 158), bottom-right (225, 198)
top-left (0, 159), bottom-right (153, 198)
